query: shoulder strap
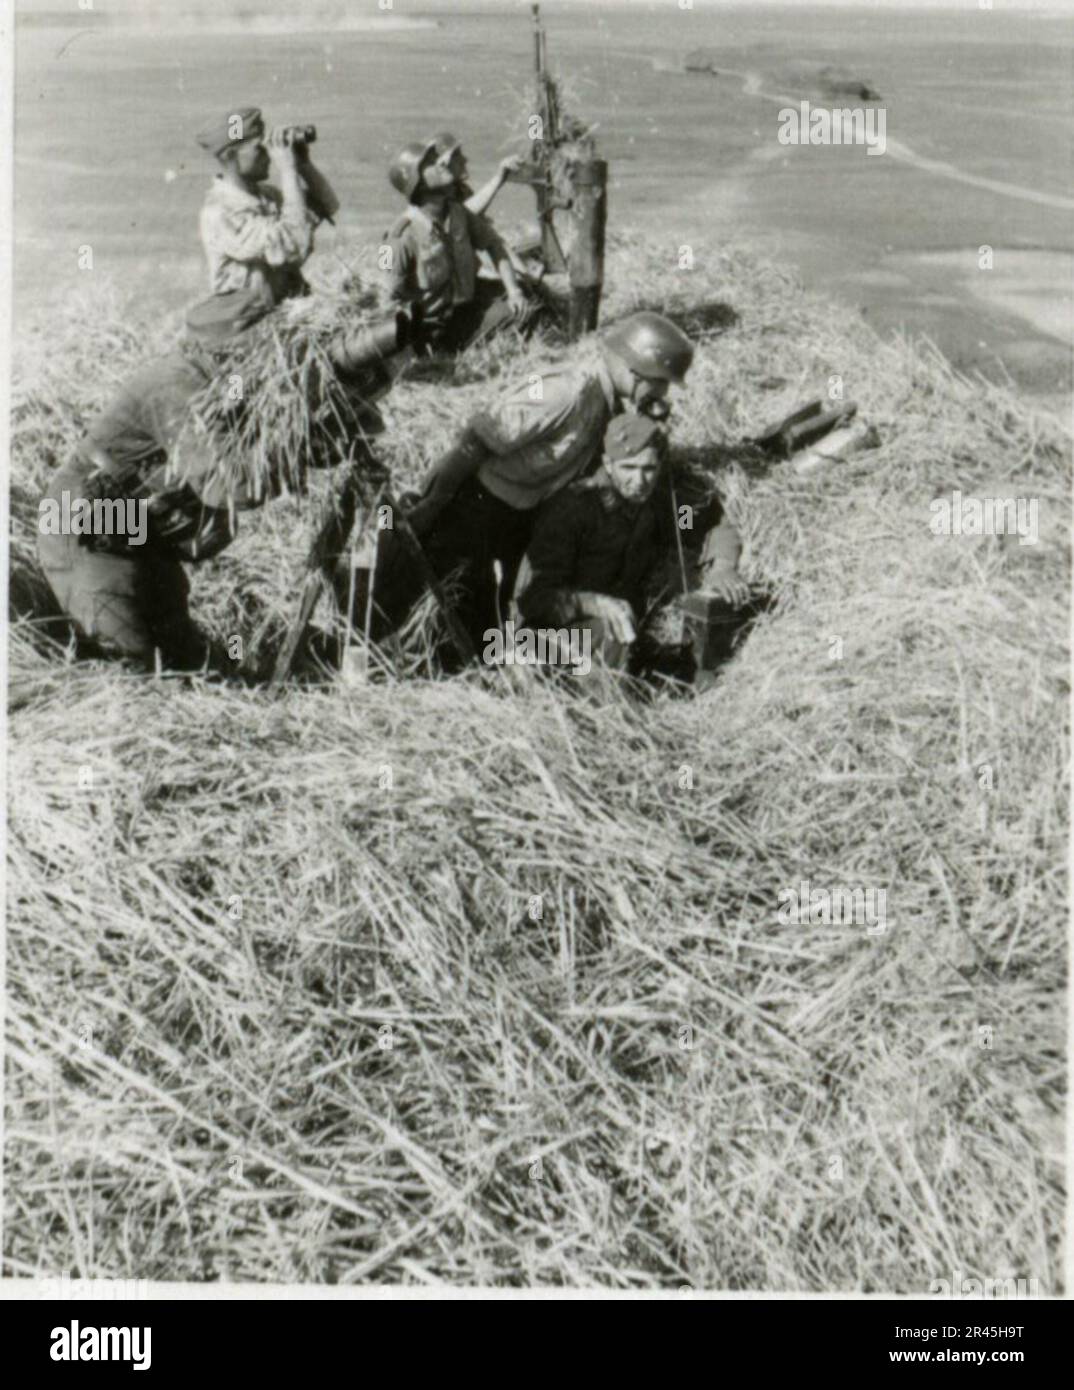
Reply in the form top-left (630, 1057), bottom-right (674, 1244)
top-left (387, 211), bottom-right (412, 240)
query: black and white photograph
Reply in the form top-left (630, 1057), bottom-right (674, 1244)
top-left (1, 0), bottom-right (1069, 1311)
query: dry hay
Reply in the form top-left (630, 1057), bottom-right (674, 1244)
top-left (185, 286), bottom-right (391, 507)
top-left (5, 232), bottom-right (1069, 1290)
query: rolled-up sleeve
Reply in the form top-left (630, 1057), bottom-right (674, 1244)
top-left (201, 197), bottom-right (314, 272)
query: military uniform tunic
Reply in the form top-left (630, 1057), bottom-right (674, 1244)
top-left (516, 469), bottom-right (663, 629)
top-left (200, 176), bottom-right (317, 304)
top-left (387, 202), bottom-right (511, 349)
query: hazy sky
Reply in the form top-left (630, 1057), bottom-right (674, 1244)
top-left (15, 0), bottom-right (1074, 13)
top-left (403, 0), bottom-right (1074, 9)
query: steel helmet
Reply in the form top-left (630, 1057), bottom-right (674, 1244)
top-left (602, 312), bottom-right (695, 384)
top-left (430, 130), bottom-right (463, 161)
top-left (389, 140), bottom-right (437, 201)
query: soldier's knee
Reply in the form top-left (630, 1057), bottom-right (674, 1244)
top-left (37, 545), bottom-right (188, 669)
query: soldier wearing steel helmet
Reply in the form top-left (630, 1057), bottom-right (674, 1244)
top-left (427, 130), bottom-right (555, 307)
top-left (384, 140), bottom-right (530, 354)
top-left (334, 311), bottom-right (696, 654)
top-left (427, 130), bottom-right (524, 219)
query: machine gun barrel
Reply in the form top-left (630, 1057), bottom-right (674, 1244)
top-left (529, 3), bottom-right (567, 273)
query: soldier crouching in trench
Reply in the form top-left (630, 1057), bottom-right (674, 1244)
top-left (332, 311), bottom-right (697, 661)
top-left (512, 414), bottom-right (751, 682)
top-left (333, 311), bottom-right (759, 683)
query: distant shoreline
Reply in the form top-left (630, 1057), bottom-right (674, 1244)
top-left (16, 15), bottom-right (440, 34)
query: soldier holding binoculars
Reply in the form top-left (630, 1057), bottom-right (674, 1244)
top-left (197, 106), bottom-right (337, 306)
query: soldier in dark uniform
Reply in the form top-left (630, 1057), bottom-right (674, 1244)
top-left (35, 293), bottom-right (265, 672)
top-left (515, 414), bottom-right (748, 675)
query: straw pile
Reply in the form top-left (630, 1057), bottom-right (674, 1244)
top-left (6, 233), bottom-right (1068, 1290)
top-left (186, 284), bottom-right (390, 506)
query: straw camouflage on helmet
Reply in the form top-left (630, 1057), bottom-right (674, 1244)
top-left (389, 140), bottom-right (437, 201)
top-left (602, 312), bottom-right (695, 384)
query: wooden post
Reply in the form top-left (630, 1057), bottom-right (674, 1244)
top-left (567, 157), bottom-right (607, 339)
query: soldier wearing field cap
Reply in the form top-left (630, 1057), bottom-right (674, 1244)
top-left (37, 281), bottom-right (415, 675)
top-left (197, 105), bottom-right (328, 305)
top-left (385, 139), bottom-right (530, 353)
top-left (515, 413), bottom-right (748, 674)
top-left (515, 413), bottom-right (669, 668)
top-left (336, 311), bottom-right (696, 654)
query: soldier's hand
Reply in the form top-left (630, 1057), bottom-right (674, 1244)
top-left (499, 154), bottom-right (524, 180)
top-left (268, 126), bottom-right (298, 165)
top-left (585, 595), bottom-right (637, 644)
top-left (507, 289), bottom-right (532, 323)
top-left (701, 574), bottom-right (751, 609)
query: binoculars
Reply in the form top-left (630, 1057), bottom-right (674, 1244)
top-left (283, 124), bottom-right (317, 146)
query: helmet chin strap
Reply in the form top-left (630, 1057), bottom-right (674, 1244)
top-left (627, 372), bottom-right (671, 421)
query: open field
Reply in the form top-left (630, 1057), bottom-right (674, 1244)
top-left (5, 231), bottom-right (1068, 1289)
top-left (12, 5), bottom-right (1074, 399)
